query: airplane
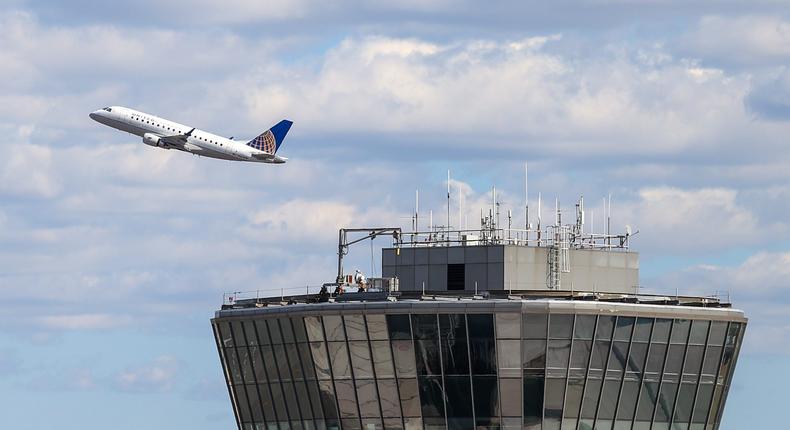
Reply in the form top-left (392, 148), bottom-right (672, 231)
top-left (89, 106), bottom-right (292, 163)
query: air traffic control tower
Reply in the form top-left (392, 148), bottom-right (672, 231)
top-left (212, 197), bottom-right (746, 430)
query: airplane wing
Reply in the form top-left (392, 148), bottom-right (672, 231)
top-left (158, 128), bottom-right (195, 148)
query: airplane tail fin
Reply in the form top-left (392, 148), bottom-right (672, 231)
top-left (246, 120), bottom-right (293, 154)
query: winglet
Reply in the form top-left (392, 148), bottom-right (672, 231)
top-left (185, 128), bottom-right (195, 137)
top-left (246, 120), bottom-right (293, 154)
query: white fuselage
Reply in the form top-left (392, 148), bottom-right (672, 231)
top-left (89, 106), bottom-right (273, 162)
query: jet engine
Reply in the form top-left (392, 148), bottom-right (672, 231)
top-left (142, 133), bottom-right (167, 148)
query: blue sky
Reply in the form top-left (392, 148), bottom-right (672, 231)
top-left (1, 1), bottom-right (789, 428)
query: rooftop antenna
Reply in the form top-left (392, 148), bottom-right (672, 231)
top-left (429, 210), bottom-right (433, 232)
top-left (458, 181), bottom-right (463, 233)
top-left (537, 192), bottom-right (542, 245)
top-left (415, 189), bottom-right (419, 232)
top-left (447, 169), bottom-right (451, 234)
top-left (525, 162), bottom-right (529, 241)
top-left (607, 193), bottom-right (612, 249)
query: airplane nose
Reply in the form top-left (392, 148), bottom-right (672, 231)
top-left (89, 111), bottom-right (100, 121)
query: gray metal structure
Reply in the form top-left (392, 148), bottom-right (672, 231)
top-left (212, 201), bottom-right (746, 430)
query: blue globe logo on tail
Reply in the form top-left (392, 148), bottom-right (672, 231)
top-left (246, 120), bottom-right (293, 154)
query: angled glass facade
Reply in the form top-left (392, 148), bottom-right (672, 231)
top-left (213, 303), bottom-right (745, 430)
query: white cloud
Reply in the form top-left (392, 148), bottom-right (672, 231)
top-left (116, 355), bottom-right (179, 392)
top-left (614, 187), bottom-right (784, 253)
top-left (37, 313), bottom-right (133, 330)
top-left (0, 143), bottom-right (60, 198)
top-left (684, 15), bottom-right (790, 65)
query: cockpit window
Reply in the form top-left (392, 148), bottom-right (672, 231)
top-left (103, 107), bottom-right (112, 112)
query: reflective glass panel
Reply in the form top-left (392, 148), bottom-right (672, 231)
top-left (398, 379), bottom-right (421, 417)
top-left (497, 339), bottom-right (521, 377)
top-left (335, 380), bottom-right (359, 418)
top-left (349, 340), bottom-right (374, 379)
top-left (282, 381), bottom-right (301, 420)
top-left (244, 321), bottom-right (259, 346)
top-left (324, 316), bottom-right (346, 341)
top-left (386, 315), bottom-right (411, 340)
top-left (262, 345), bottom-right (279, 382)
top-left (523, 313), bottom-right (548, 339)
top-left (549, 314), bottom-right (574, 339)
top-left (671, 319), bottom-right (691, 344)
top-left (280, 318), bottom-right (296, 343)
top-left (305, 317), bottom-right (324, 342)
top-left (259, 383), bottom-right (276, 420)
top-left (367, 315), bottom-right (389, 341)
top-left (328, 341), bottom-right (351, 379)
top-left (544, 378), bottom-right (566, 427)
top-left (295, 381), bottom-right (314, 419)
top-left (580, 378), bottom-right (601, 419)
top-left (689, 320), bottom-right (709, 345)
top-left (226, 347), bottom-right (242, 384)
top-left (474, 376), bottom-right (500, 423)
top-left (674, 382), bottom-right (696, 424)
top-left (414, 339), bottom-right (442, 376)
top-left (441, 335), bottom-right (470, 376)
top-left (574, 315), bottom-right (596, 340)
top-left (292, 317), bottom-right (308, 343)
top-left (345, 315), bottom-right (368, 341)
top-left (318, 380), bottom-right (338, 420)
top-left (496, 313), bottom-right (521, 339)
top-left (635, 381), bottom-right (659, 424)
top-left (500, 378), bottom-right (522, 417)
top-left (664, 344), bottom-right (685, 376)
top-left (371, 340), bottom-right (395, 378)
top-left (378, 379), bottom-right (402, 418)
top-left (470, 338), bottom-right (497, 375)
top-left (268, 319), bottom-right (283, 344)
top-left (564, 378), bottom-right (585, 419)
top-left (298, 343), bottom-right (317, 380)
top-left (597, 379), bottom-right (620, 420)
top-left (251, 346), bottom-right (267, 383)
top-left (608, 341), bottom-right (629, 372)
top-left (445, 376), bottom-right (474, 419)
top-left (646, 343), bottom-right (667, 375)
top-left (286, 343), bottom-right (304, 380)
top-left (708, 322), bottom-right (727, 346)
top-left (627, 342), bottom-right (648, 374)
top-left (234, 383), bottom-right (251, 422)
top-left (523, 375), bottom-right (544, 427)
top-left (310, 342), bottom-right (331, 380)
top-left (392, 340), bottom-right (417, 378)
top-left (702, 346), bottom-right (722, 376)
top-left (418, 376), bottom-right (445, 418)
top-left (654, 382), bottom-right (678, 423)
top-left (308, 382), bottom-right (325, 419)
top-left (684, 345), bottom-right (704, 376)
top-left (652, 319), bottom-right (672, 343)
top-left (614, 317), bottom-right (635, 341)
top-left (255, 320), bottom-right (271, 345)
top-left (633, 318), bottom-right (653, 342)
top-left (590, 340), bottom-right (610, 370)
top-left (232, 321), bottom-right (247, 347)
top-left (412, 314), bottom-right (438, 339)
top-left (616, 380), bottom-right (640, 423)
top-left (240, 346), bottom-right (255, 383)
top-left (275, 344), bottom-right (293, 381)
top-left (570, 339), bottom-right (592, 370)
top-left (547, 339), bottom-right (571, 369)
top-left (596, 316), bottom-right (615, 340)
top-left (692, 384), bottom-right (714, 424)
top-left (357, 379), bottom-right (380, 418)
top-left (523, 340), bottom-right (547, 369)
